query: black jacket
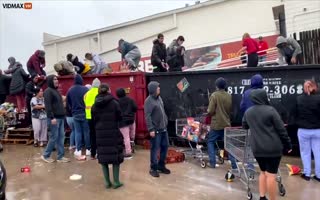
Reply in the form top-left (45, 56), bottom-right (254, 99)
top-left (44, 75), bottom-right (65, 119)
top-left (8, 64), bottom-right (29, 95)
top-left (292, 93), bottom-right (320, 129)
top-left (151, 39), bottom-right (167, 72)
top-left (25, 81), bottom-right (40, 100)
top-left (92, 93), bottom-right (124, 165)
top-left (0, 74), bottom-right (11, 95)
top-left (242, 89), bottom-right (292, 157)
top-left (168, 54), bottom-right (184, 72)
top-left (116, 88), bottom-right (138, 128)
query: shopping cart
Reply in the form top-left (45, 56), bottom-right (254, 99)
top-left (176, 114), bottom-right (224, 168)
top-left (224, 127), bottom-right (286, 200)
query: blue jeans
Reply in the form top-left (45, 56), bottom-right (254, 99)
top-left (207, 129), bottom-right (237, 169)
top-left (66, 117), bottom-right (75, 147)
top-left (298, 128), bottom-right (320, 177)
top-left (43, 118), bottom-right (65, 160)
top-left (150, 129), bottom-right (169, 171)
top-left (74, 118), bottom-right (90, 151)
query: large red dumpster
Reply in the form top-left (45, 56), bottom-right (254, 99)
top-left (58, 72), bottom-right (148, 143)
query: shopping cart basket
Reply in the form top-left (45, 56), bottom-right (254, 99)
top-left (224, 127), bottom-right (286, 200)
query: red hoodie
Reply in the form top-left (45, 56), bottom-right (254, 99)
top-left (258, 40), bottom-right (269, 56)
top-left (27, 50), bottom-right (46, 76)
top-left (243, 38), bottom-right (259, 55)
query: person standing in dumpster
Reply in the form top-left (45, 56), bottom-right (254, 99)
top-left (166, 35), bottom-right (185, 63)
top-left (151, 33), bottom-right (168, 72)
top-left (207, 77), bottom-right (237, 170)
top-left (238, 33), bottom-right (259, 67)
top-left (144, 81), bottom-right (171, 178)
top-left (243, 89), bottom-right (292, 200)
top-left (258, 36), bottom-right (269, 62)
top-left (116, 88), bottom-right (138, 159)
top-left (291, 80), bottom-right (320, 182)
top-left (41, 75), bottom-right (70, 163)
top-left (27, 50), bottom-right (46, 78)
top-left (84, 78), bottom-right (101, 159)
top-left (91, 83), bottom-right (124, 189)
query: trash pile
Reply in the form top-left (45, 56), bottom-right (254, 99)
top-left (180, 117), bottom-right (210, 143)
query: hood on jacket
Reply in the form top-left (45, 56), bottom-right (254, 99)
top-left (148, 81), bottom-right (159, 97)
top-left (251, 74), bottom-right (264, 89)
top-left (116, 88), bottom-right (126, 98)
top-left (276, 36), bottom-right (287, 47)
top-left (74, 74), bottom-right (83, 85)
top-left (250, 89), bottom-right (269, 105)
top-left (34, 50), bottom-right (45, 58)
top-left (8, 57), bottom-right (16, 65)
top-left (92, 78), bottom-right (101, 88)
top-left (47, 75), bottom-right (58, 89)
top-left (153, 39), bottom-right (165, 45)
top-left (94, 94), bottom-right (114, 107)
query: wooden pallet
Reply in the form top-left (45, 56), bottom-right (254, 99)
top-left (5, 128), bottom-right (33, 139)
top-left (1, 138), bottom-right (34, 145)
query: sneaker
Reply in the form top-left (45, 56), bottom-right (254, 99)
top-left (41, 156), bottom-right (55, 163)
top-left (207, 163), bottom-right (220, 168)
top-left (124, 154), bottom-right (133, 160)
top-left (86, 149), bottom-right (91, 156)
top-left (34, 142), bottom-right (38, 147)
top-left (313, 176), bottom-right (320, 182)
top-left (69, 146), bottom-right (76, 150)
top-left (39, 142), bottom-right (44, 147)
top-left (301, 174), bottom-right (311, 181)
top-left (149, 170), bottom-right (160, 178)
top-left (158, 167), bottom-right (171, 174)
top-left (74, 150), bottom-right (82, 157)
top-left (57, 157), bottom-right (71, 163)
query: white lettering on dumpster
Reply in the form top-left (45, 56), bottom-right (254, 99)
top-left (228, 77), bottom-right (304, 99)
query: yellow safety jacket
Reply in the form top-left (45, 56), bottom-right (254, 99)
top-left (84, 87), bottom-right (99, 119)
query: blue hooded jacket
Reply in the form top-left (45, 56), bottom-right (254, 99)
top-left (240, 74), bottom-right (264, 114)
top-left (66, 74), bottom-right (89, 118)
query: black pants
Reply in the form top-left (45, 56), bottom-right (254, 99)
top-left (247, 53), bottom-right (259, 67)
top-left (0, 94), bottom-right (6, 105)
top-left (286, 53), bottom-right (303, 65)
top-left (26, 97), bottom-right (32, 126)
top-left (88, 120), bottom-right (97, 157)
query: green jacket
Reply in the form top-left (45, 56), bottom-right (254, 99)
top-left (207, 90), bottom-right (232, 130)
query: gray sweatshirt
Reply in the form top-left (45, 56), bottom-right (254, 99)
top-left (144, 81), bottom-right (168, 132)
top-left (242, 89), bottom-right (292, 157)
top-left (276, 36), bottom-right (302, 65)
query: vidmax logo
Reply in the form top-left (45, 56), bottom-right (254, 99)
top-left (2, 2), bottom-right (32, 9)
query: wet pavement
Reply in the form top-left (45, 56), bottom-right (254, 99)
top-left (1, 145), bottom-right (319, 200)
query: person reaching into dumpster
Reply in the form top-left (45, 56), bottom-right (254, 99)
top-left (27, 50), bottom-right (46, 79)
top-left (67, 54), bottom-right (91, 75)
top-left (207, 77), bottom-right (237, 170)
top-left (242, 89), bottom-right (292, 200)
top-left (291, 80), bottom-right (320, 182)
top-left (84, 78), bottom-right (101, 159)
top-left (151, 33), bottom-right (168, 72)
top-left (144, 81), bottom-right (170, 178)
top-left (116, 88), bottom-right (138, 159)
top-left (237, 33), bottom-right (259, 67)
top-left (167, 46), bottom-right (185, 72)
top-left (276, 36), bottom-right (302, 65)
top-left (91, 83), bottom-right (124, 189)
top-left (54, 60), bottom-right (75, 76)
top-left (166, 35), bottom-right (185, 62)
top-left (85, 53), bottom-right (112, 74)
top-left (118, 39), bottom-right (141, 71)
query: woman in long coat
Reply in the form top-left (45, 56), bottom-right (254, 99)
top-left (91, 83), bottom-right (124, 189)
